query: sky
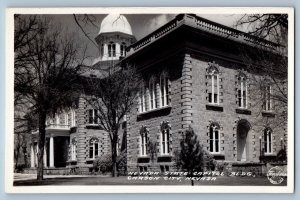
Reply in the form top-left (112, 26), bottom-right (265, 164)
top-left (48, 14), bottom-right (245, 65)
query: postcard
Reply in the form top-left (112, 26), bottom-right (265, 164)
top-left (5, 7), bottom-right (294, 193)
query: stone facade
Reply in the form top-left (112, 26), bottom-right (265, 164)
top-left (125, 14), bottom-right (287, 173)
top-left (28, 14), bottom-right (287, 175)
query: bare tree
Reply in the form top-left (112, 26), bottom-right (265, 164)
top-left (14, 111), bottom-right (37, 170)
top-left (14, 15), bottom-right (85, 180)
top-left (236, 14), bottom-right (288, 45)
top-left (235, 14), bottom-right (288, 129)
top-left (82, 63), bottom-right (141, 177)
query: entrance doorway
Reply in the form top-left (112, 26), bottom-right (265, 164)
top-left (236, 120), bottom-right (251, 161)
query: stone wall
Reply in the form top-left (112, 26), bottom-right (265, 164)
top-left (126, 51), bottom-right (287, 173)
top-left (190, 53), bottom-right (286, 163)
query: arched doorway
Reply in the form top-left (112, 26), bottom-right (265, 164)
top-left (236, 119), bottom-right (251, 161)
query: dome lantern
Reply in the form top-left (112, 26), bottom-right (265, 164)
top-left (99, 14), bottom-right (133, 35)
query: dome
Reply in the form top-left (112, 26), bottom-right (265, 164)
top-left (99, 14), bottom-right (133, 35)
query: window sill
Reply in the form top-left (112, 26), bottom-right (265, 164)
top-left (67, 160), bottom-right (77, 165)
top-left (137, 106), bottom-right (171, 121)
top-left (86, 159), bottom-right (95, 164)
top-left (206, 104), bottom-right (223, 112)
top-left (236, 108), bottom-right (251, 115)
top-left (70, 126), bottom-right (77, 133)
top-left (263, 153), bottom-right (276, 156)
top-left (85, 124), bottom-right (103, 129)
top-left (137, 156), bottom-right (150, 163)
top-left (209, 153), bottom-right (225, 160)
top-left (157, 155), bottom-right (172, 162)
top-left (261, 111), bottom-right (275, 118)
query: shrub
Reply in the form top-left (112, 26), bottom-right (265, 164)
top-left (117, 151), bottom-right (127, 176)
top-left (276, 149), bottom-right (287, 163)
top-left (93, 154), bottom-right (113, 174)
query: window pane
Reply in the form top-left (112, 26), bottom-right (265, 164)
top-left (215, 139), bottom-right (219, 152)
top-left (95, 143), bottom-right (98, 156)
top-left (210, 127), bottom-right (213, 139)
top-left (166, 130), bottom-right (170, 153)
top-left (89, 146), bottom-right (93, 158)
top-left (112, 44), bottom-right (116, 56)
top-left (208, 93), bottom-right (212, 103)
top-left (93, 110), bottom-right (97, 124)
top-left (164, 76), bottom-right (168, 106)
top-left (210, 140), bottom-right (213, 152)
top-left (264, 132), bottom-right (267, 153)
top-left (108, 45), bottom-right (111, 57)
top-left (89, 110), bottom-right (93, 124)
top-left (215, 131), bottom-right (219, 140)
top-left (214, 94), bottom-right (218, 103)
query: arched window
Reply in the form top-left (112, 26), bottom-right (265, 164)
top-left (149, 77), bottom-right (157, 110)
top-left (140, 126), bottom-right (148, 156)
top-left (207, 64), bottom-right (220, 105)
top-left (264, 128), bottom-right (272, 154)
top-left (160, 121), bottom-right (171, 155)
top-left (108, 42), bottom-right (116, 58)
top-left (264, 84), bottom-right (272, 111)
top-left (160, 73), bottom-right (169, 107)
top-left (71, 138), bottom-right (77, 160)
top-left (139, 84), bottom-right (147, 113)
top-left (89, 138), bottom-right (99, 159)
top-left (209, 122), bottom-right (220, 153)
top-left (120, 42), bottom-right (126, 57)
top-left (237, 73), bottom-right (247, 108)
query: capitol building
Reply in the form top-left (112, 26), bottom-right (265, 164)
top-left (28, 14), bottom-right (287, 174)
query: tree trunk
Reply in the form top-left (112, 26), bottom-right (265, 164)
top-left (111, 130), bottom-right (118, 177)
top-left (37, 111), bottom-right (46, 181)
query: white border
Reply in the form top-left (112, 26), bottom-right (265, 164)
top-left (5, 7), bottom-right (294, 193)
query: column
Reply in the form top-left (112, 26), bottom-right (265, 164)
top-left (49, 136), bottom-right (54, 167)
top-left (103, 43), bottom-right (108, 60)
top-left (43, 144), bottom-right (47, 168)
top-left (35, 144), bottom-right (38, 167)
top-left (30, 144), bottom-right (35, 168)
top-left (116, 43), bottom-right (121, 58)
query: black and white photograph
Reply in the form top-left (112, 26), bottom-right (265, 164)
top-left (5, 7), bottom-right (294, 193)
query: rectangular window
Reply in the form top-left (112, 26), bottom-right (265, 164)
top-left (161, 129), bottom-right (170, 155)
top-left (208, 74), bottom-right (219, 104)
top-left (264, 129), bottom-right (272, 154)
top-left (95, 143), bottom-right (99, 157)
top-left (93, 109), bottom-right (98, 124)
top-left (264, 85), bottom-right (272, 111)
top-left (149, 81), bottom-right (156, 110)
top-left (89, 145), bottom-right (93, 158)
top-left (89, 110), bottom-right (93, 124)
top-left (139, 87), bottom-right (146, 113)
top-left (209, 126), bottom-right (220, 153)
top-left (238, 78), bottom-right (247, 108)
top-left (88, 109), bottom-right (98, 124)
top-left (108, 43), bottom-right (116, 58)
top-left (140, 133), bottom-right (147, 156)
top-left (160, 75), bottom-right (169, 107)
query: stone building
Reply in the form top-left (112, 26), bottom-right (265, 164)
top-left (123, 14), bottom-right (287, 173)
top-left (29, 14), bottom-right (135, 173)
top-left (28, 14), bottom-right (287, 174)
